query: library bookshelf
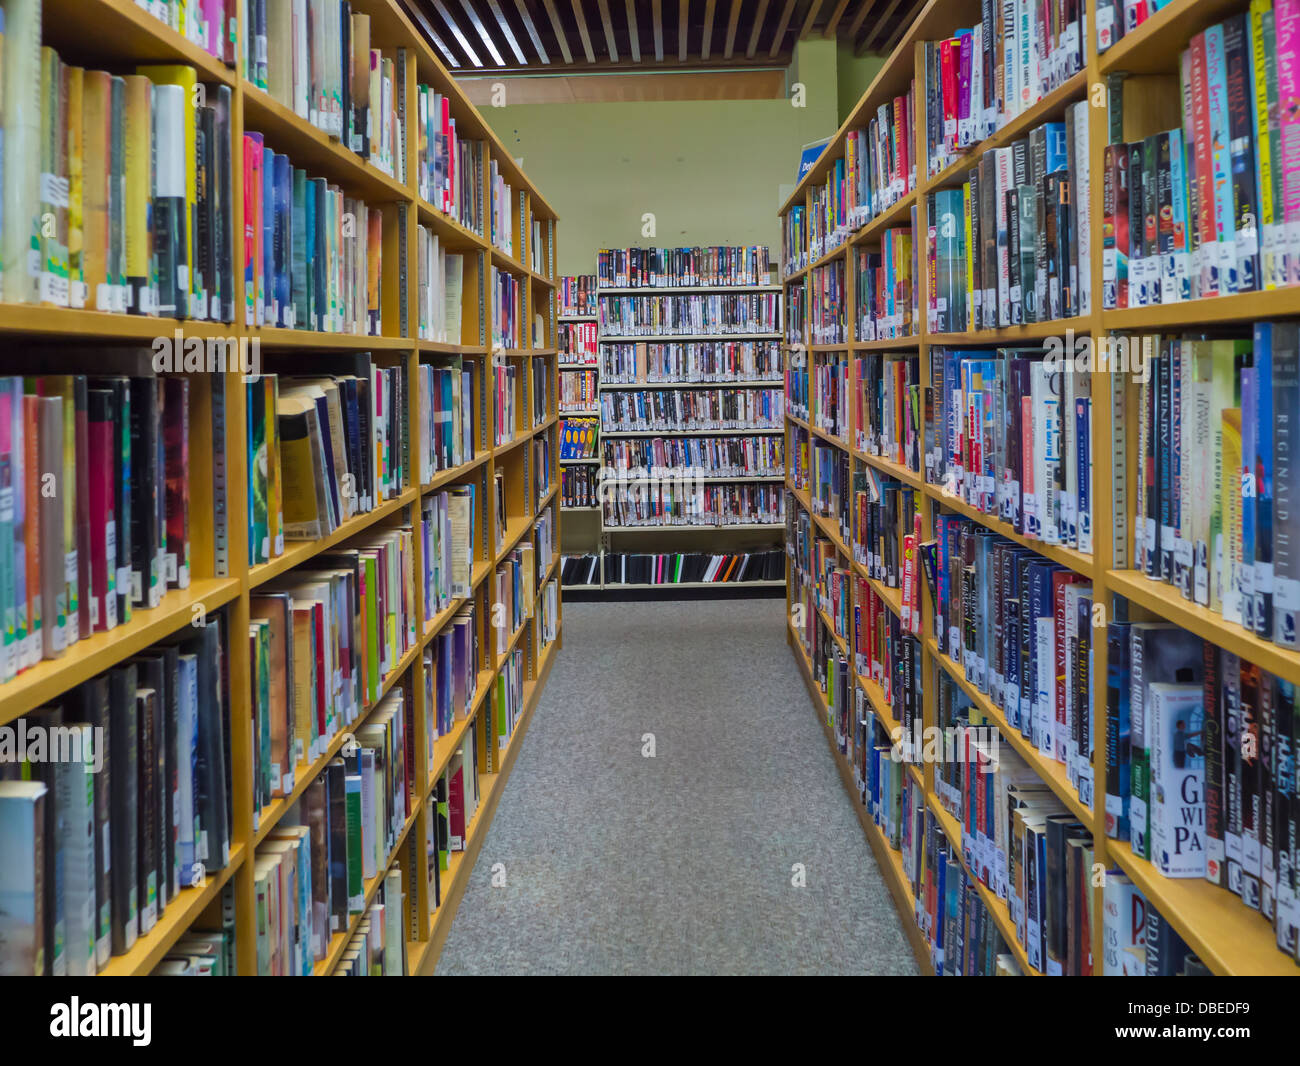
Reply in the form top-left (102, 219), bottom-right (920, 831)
top-left (556, 279), bottom-right (603, 585)
top-left (779, 0), bottom-right (1298, 976)
top-left (563, 271), bottom-right (786, 594)
top-left (0, 0), bottom-right (562, 976)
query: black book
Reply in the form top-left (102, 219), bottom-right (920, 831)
top-left (128, 378), bottom-right (161, 609)
top-left (76, 675), bottom-right (113, 967)
top-left (107, 663), bottom-right (139, 955)
top-left (214, 85), bottom-right (234, 322)
top-left (326, 757), bottom-right (349, 932)
top-left (135, 686), bottom-right (158, 933)
top-left (1144, 906), bottom-right (1190, 976)
top-left (185, 619), bottom-right (229, 875)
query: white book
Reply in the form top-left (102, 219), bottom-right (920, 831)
top-left (1149, 682), bottom-right (1207, 878)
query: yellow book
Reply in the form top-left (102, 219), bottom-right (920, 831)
top-left (81, 70), bottom-right (111, 308)
top-left (123, 74), bottom-right (152, 313)
top-left (136, 64), bottom-right (197, 314)
top-left (64, 65), bottom-right (84, 307)
top-left (1250, 0), bottom-right (1276, 289)
top-left (963, 182), bottom-right (974, 332)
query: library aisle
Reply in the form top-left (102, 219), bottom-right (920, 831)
top-left (436, 600), bottom-right (918, 976)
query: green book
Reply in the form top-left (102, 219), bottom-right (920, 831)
top-left (345, 773), bottom-right (364, 913)
top-left (252, 619), bottom-right (271, 811)
top-left (291, 169), bottom-right (307, 327)
top-left (364, 554), bottom-right (380, 701)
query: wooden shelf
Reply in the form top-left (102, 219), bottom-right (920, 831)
top-left (0, 304), bottom-right (236, 340)
top-left (926, 485), bottom-right (1095, 578)
top-left (40, 0), bottom-right (236, 87)
top-left (241, 80), bottom-right (411, 203)
top-left (928, 799), bottom-right (1042, 975)
top-left (1097, 0), bottom-right (1252, 74)
top-left (412, 639), bottom-right (556, 975)
top-left (1107, 846), bottom-right (1298, 976)
top-left (924, 316), bottom-right (1090, 346)
top-left (1102, 287), bottom-right (1300, 330)
top-left (249, 490), bottom-right (418, 589)
top-left (788, 623), bottom-right (934, 975)
top-left (251, 326), bottom-right (412, 350)
top-left (0, 578), bottom-right (243, 726)
top-left (97, 843), bottom-right (246, 977)
top-left (0, 0), bottom-right (567, 977)
top-left (924, 71), bottom-right (1089, 193)
top-left (1108, 568), bottom-right (1300, 687)
top-left (925, 635), bottom-right (1092, 825)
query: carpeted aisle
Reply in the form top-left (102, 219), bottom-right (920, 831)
top-left (433, 598), bottom-right (919, 975)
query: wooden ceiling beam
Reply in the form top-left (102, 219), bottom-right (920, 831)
top-left (571, 0), bottom-right (597, 62)
top-left (511, 0), bottom-right (551, 63)
top-left (857, 0), bottom-right (903, 52)
top-left (723, 0), bottom-right (742, 58)
top-left (626, 0), bottom-right (642, 61)
top-left (701, 0), bottom-right (716, 59)
top-left (595, 0), bottom-right (619, 60)
top-left (456, 0), bottom-right (507, 64)
top-left (800, 0), bottom-right (824, 39)
top-left (845, 0), bottom-right (876, 39)
top-left (652, 0), bottom-right (664, 59)
top-left (745, 0), bottom-right (770, 57)
top-left (767, 0), bottom-right (797, 57)
top-left (432, 0), bottom-right (484, 67)
top-left (823, 0), bottom-right (851, 36)
top-left (540, 0), bottom-right (575, 62)
top-left (678, 0), bottom-right (688, 60)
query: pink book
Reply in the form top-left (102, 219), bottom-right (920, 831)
top-left (1277, 0), bottom-right (1300, 283)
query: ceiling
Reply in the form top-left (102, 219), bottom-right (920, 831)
top-left (397, 0), bottom-right (924, 74)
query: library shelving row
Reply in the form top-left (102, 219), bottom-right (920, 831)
top-left (559, 249), bottom-right (788, 595)
top-left (0, 0), bottom-right (561, 977)
top-left (780, 0), bottom-right (1300, 977)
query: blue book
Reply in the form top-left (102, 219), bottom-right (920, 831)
top-left (1242, 364), bottom-right (1258, 634)
top-left (274, 153), bottom-right (292, 327)
top-left (262, 146), bottom-right (275, 325)
top-left (1254, 322), bottom-right (1275, 640)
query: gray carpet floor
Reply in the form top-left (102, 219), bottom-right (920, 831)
top-left (433, 598), bottom-right (920, 975)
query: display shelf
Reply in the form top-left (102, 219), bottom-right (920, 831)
top-left (5, 0), bottom-right (564, 978)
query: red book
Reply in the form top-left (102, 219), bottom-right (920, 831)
top-left (72, 377), bottom-right (92, 640)
top-left (164, 377), bottom-right (189, 590)
top-left (1052, 571), bottom-right (1085, 764)
top-left (312, 602), bottom-right (327, 740)
top-left (448, 754), bottom-right (466, 847)
top-left (1190, 32), bottom-right (1218, 297)
top-left (87, 389), bottom-right (116, 633)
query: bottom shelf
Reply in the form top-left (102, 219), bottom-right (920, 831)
top-left (408, 638), bottom-right (558, 975)
top-left (787, 624), bottom-right (934, 976)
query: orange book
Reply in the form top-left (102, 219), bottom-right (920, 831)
top-left (81, 70), bottom-right (111, 309)
top-left (366, 207), bottom-right (382, 334)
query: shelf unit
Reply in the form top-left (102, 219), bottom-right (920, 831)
top-left (557, 269), bottom-right (788, 596)
top-left (779, 0), bottom-right (1299, 977)
top-left (0, 0), bottom-right (562, 976)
